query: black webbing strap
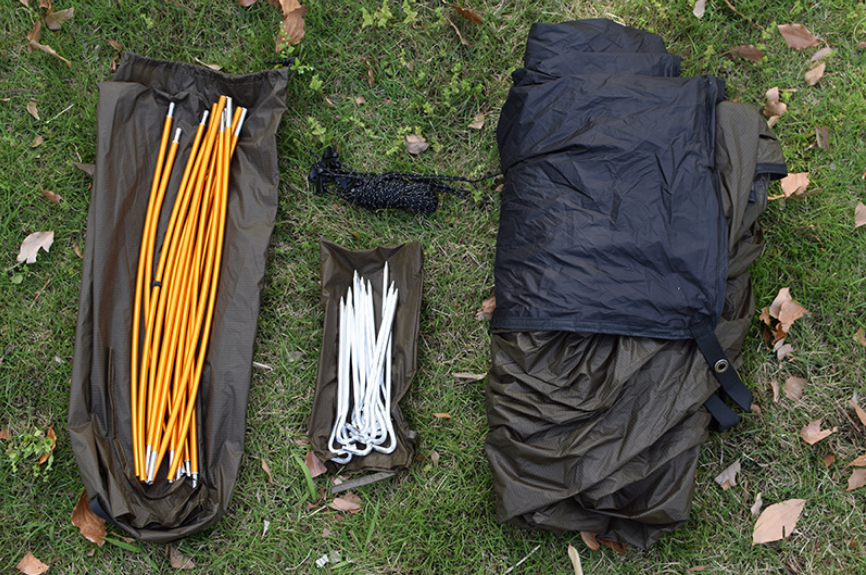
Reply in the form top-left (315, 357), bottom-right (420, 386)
top-left (690, 318), bottom-right (753, 428)
top-left (704, 392), bottom-right (740, 431)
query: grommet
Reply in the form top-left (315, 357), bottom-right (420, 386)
top-left (714, 359), bottom-right (729, 373)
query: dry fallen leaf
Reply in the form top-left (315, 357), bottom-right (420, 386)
top-left (39, 185), bottom-right (62, 204)
top-left (0, 429), bottom-right (11, 440)
top-left (27, 100), bottom-right (40, 120)
top-left (763, 86), bottom-right (787, 122)
top-left (847, 469), bottom-right (866, 492)
top-left (850, 400), bottom-right (866, 426)
top-left (811, 47), bottom-right (833, 61)
top-left (804, 62), bottom-right (825, 86)
top-left (453, 371), bottom-right (486, 382)
top-left (269, 0), bottom-right (302, 16)
top-left (71, 490), bottom-right (106, 546)
top-left (855, 202), bottom-right (866, 229)
top-left (580, 531), bottom-right (600, 551)
top-left (276, 6), bottom-right (307, 50)
top-left (775, 340), bottom-right (794, 361)
top-left (855, 327), bottom-right (866, 347)
top-left (772, 172), bottom-right (809, 200)
top-left (753, 499), bottom-right (807, 544)
top-left (567, 544), bottom-right (584, 575)
top-left (784, 377), bottom-right (806, 402)
top-left (759, 307), bottom-right (772, 326)
top-left (597, 537), bottom-right (628, 555)
top-left (429, 450), bottom-right (439, 464)
top-left (354, 96), bottom-right (365, 105)
top-left (261, 458), bottom-right (274, 485)
top-left (45, 7), bottom-right (74, 30)
top-left (770, 379), bottom-right (780, 403)
top-left (305, 449), bottom-right (327, 478)
top-left (693, 0), bottom-right (706, 18)
top-left (71, 161), bottom-right (94, 176)
top-left (168, 545), bottom-right (196, 570)
top-left (849, 453), bottom-right (866, 467)
top-left (800, 419), bottom-right (837, 445)
top-left (750, 492), bottom-right (764, 517)
top-left (815, 127), bottom-right (829, 150)
top-left (727, 45), bottom-right (764, 61)
top-left (823, 454), bottom-right (836, 467)
top-left (778, 24), bottom-right (820, 49)
top-left (858, 41), bottom-right (866, 49)
top-left (769, 287), bottom-right (809, 332)
top-left (193, 57), bottom-right (222, 71)
top-left (17, 231), bottom-right (55, 264)
top-left (432, 412), bottom-right (451, 419)
top-left (38, 426), bottom-right (56, 465)
top-left (16, 552), bottom-right (49, 575)
top-left (468, 113), bottom-right (485, 130)
top-left (73, 243), bottom-right (82, 258)
top-left (714, 460), bottom-right (741, 490)
top-left (31, 135), bottom-right (44, 147)
top-left (404, 134), bottom-right (428, 155)
top-left (329, 494), bottom-right (362, 513)
top-left (451, 4), bottom-right (482, 24)
top-left (27, 20), bottom-right (72, 68)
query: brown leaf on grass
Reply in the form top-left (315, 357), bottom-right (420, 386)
top-left (771, 172), bottom-right (809, 200)
top-left (305, 449), bottom-right (327, 478)
top-left (267, 0), bottom-right (302, 17)
top-left (38, 0), bottom-right (51, 9)
top-left (597, 537), bottom-right (628, 555)
top-left (849, 400), bottom-right (866, 426)
top-left (849, 453), bottom-right (866, 467)
top-left (329, 494), bottom-right (362, 513)
top-left (354, 96), bottom-right (365, 105)
top-left (855, 327), bottom-right (866, 347)
top-left (16, 552), bottom-right (49, 575)
top-left (770, 379), bottom-right (780, 402)
top-left (38, 426), bottom-right (56, 465)
top-left (823, 454), bottom-right (836, 467)
top-left (17, 231), bottom-right (55, 264)
top-left (468, 113), bottom-right (485, 130)
top-left (39, 185), bottom-right (62, 204)
top-left (450, 4), bottom-right (482, 24)
top-left (404, 134), bottom-right (428, 155)
top-left (811, 47), bottom-right (833, 62)
top-left (193, 57), bottom-right (222, 71)
top-left (276, 6), bottom-right (307, 50)
top-left (31, 135), bottom-right (44, 148)
top-left (778, 24), bottom-right (820, 49)
top-left (727, 45), bottom-right (764, 61)
top-left (0, 429), bottom-right (11, 440)
top-left (759, 307), bottom-right (772, 326)
top-left (750, 492), bottom-right (764, 517)
top-left (20, 0), bottom-right (30, 6)
top-left (71, 161), bottom-right (94, 176)
top-left (804, 62), bottom-right (825, 86)
top-left (753, 499), bottom-right (806, 544)
top-left (238, 0), bottom-right (258, 5)
top-left (360, 56), bottom-right (374, 87)
top-left (775, 340), bottom-right (794, 361)
top-left (261, 458), bottom-right (274, 484)
top-left (567, 544), bottom-right (584, 575)
top-left (769, 287), bottom-right (809, 332)
top-left (27, 100), bottom-right (40, 120)
top-left (45, 7), bottom-right (74, 31)
top-left (71, 490), bottom-right (106, 546)
top-left (800, 419), bottom-right (837, 445)
top-left (858, 41), bottom-right (866, 49)
top-left (714, 460), bottom-right (741, 490)
top-left (429, 450), bottom-right (439, 464)
top-left (168, 546), bottom-right (196, 569)
top-left (580, 531), bottom-right (600, 550)
top-left (693, 0), bottom-right (706, 18)
top-left (73, 243), bottom-right (82, 258)
top-left (475, 295), bottom-right (496, 320)
top-left (763, 86), bottom-right (787, 122)
top-left (815, 127), bottom-right (829, 150)
top-left (847, 469), bottom-right (866, 491)
top-left (433, 412), bottom-right (451, 419)
top-left (26, 20), bottom-right (71, 68)
top-left (784, 377), bottom-right (806, 402)
top-left (453, 371), bottom-right (486, 382)
top-left (855, 202), bottom-right (866, 229)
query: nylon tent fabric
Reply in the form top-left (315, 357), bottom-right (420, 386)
top-left (486, 20), bottom-right (786, 548)
top-left (68, 54), bottom-right (287, 542)
top-left (307, 239), bottom-right (422, 474)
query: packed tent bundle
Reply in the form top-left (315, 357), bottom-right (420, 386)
top-left (486, 19), bottom-right (787, 548)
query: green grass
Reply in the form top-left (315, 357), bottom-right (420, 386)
top-left (2, 0), bottom-right (866, 572)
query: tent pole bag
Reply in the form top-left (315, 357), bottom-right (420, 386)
top-left (68, 54), bottom-right (287, 542)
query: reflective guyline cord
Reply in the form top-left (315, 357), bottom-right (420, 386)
top-left (328, 265), bottom-right (399, 464)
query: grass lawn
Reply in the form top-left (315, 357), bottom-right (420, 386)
top-left (2, 0), bottom-right (866, 573)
